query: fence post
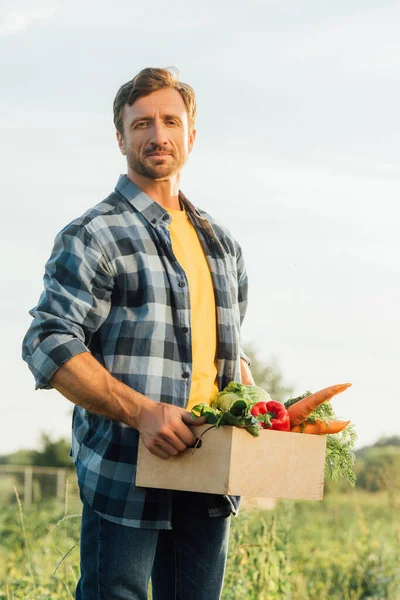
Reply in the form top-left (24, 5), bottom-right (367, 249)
top-left (56, 469), bottom-right (66, 504)
top-left (24, 467), bottom-right (33, 508)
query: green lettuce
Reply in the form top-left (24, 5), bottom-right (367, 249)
top-left (191, 381), bottom-right (272, 437)
top-left (211, 381), bottom-right (271, 411)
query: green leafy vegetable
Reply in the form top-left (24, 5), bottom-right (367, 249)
top-left (325, 425), bottom-right (357, 486)
top-left (245, 385), bottom-right (271, 406)
top-left (191, 403), bottom-right (220, 424)
top-left (211, 381), bottom-right (271, 411)
top-left (211, 392), bottom-right (242, 412)
top-left (228, 399), bottom-right (249, 418)
top-left (191, 382), bottom-right (265, 437)
top-left (285, 391), bottom-right (357, 486)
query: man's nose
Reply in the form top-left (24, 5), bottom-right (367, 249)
top-left (150, 120), bottom-right (168, 146)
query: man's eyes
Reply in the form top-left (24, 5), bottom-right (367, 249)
top-left (133, 119), bottom-right (180, 128)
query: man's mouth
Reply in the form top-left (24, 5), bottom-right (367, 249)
top-left (146, 152), bottom-right (171, 158)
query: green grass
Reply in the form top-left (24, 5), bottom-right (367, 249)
top-left (224, 492), bottom-right (400, 599)
top-left (1, 491), bottom-right (399, 599)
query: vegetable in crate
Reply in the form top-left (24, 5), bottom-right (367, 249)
top-left (250, 401), bottom-right (290, 431)
top-left (211, 381), bottom-right (271, 409)
top-left (291, 419), bottom-right (351, 434)
top-left (284, 384), bottom-right (357, 486)
top-left (286, 383), bottom-right (352, 428)
top-left (190, 381), bottom-right (272, 437)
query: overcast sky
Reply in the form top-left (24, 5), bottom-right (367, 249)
top-left (1, 0), bottom-right (399, 454)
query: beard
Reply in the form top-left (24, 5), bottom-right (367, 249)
top-left (125, 145), bottom-right (187, 181)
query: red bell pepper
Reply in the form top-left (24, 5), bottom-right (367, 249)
top-left (250, 400), bottom-right (290, 431)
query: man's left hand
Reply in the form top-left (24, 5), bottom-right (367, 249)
top-left (240, 358), bottom-right (255, 386)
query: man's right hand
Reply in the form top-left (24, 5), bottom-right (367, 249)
top-left (136, 400), bottom-right (207, 459)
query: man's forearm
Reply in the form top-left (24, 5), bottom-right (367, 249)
top-left (50, 352), bottom-right (150, 429)
top-left (50, 351), bottom-right (206, 459)
top-left (240, 357), bottom-right (255, 386)
top-left (52, 354), bottom-right (255, 423)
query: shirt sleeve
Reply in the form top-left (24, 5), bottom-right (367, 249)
top-left (22, 222), bottom-right (114, 390)
top-left (235, 241), bottom-right (251, 367)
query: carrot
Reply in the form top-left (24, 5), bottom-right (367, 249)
top-left (287, 383), bottom-right (352, 427)
top-left (291, 419), bottom-right (351, 435)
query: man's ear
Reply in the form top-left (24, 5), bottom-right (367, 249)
top-left (116, 131), bottom-right (126, 156)
top-left (188, 128), bottom-right (196, 153)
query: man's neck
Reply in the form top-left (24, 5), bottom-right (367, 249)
top-left (127, 170), bottom-right (182, 210)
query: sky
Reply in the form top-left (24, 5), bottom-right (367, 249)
top-left (1, 0), bottom-right (399, 454)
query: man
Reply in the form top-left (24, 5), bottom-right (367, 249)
top-left (22, 67), bottom-right (254, 599)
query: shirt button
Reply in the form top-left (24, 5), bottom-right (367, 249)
top-left (182, 327), bottom-right (189, 333)
top-left (182, 372), bottom-right (190, 379)
top-left (178, 281), bottom-right (186, 287)
top-left (162, 214), bottom-right (170, 221)
top-left (151, 218), bottom-right (157, 224)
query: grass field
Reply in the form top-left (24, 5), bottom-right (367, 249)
top-left (1, 490), bottom-right (399, 599)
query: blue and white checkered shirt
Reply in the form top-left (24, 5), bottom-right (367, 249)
top-left (22, 175), bottom-right (250, 529)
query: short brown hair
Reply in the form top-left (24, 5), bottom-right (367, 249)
top-left (113, 67), bottom-right (196, 135)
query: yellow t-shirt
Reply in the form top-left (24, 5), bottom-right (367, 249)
top-left (167, 207), bottom-right (219, 410)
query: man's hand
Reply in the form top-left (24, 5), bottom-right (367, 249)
top-left (240, 357), bottom-right (255, 386)
top-left (136, 400), bottom-right (206, 460)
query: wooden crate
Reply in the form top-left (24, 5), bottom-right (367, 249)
top-left (136, 424), bottom-right (326, 501)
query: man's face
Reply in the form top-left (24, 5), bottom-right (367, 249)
top-left (117, 87), bottom-right (196, 181)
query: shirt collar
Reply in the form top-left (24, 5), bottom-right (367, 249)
top-left (115, 175), bottom-right (171, 227)
top-left (115, 174), bottom-right (211, 231)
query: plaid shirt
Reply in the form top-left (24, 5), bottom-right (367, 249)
top-left (22, 175), bottom-right (250, 529)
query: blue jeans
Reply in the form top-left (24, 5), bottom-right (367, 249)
top-left (76, 491), bottom-right (231, 599)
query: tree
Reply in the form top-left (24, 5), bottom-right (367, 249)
top-left (374, 435), bottom-right (400, 447)
top-left (0, 434), bottom-right (72, 468)
top-left (31, 433), bottom-right (73, 468)
top-left (355, 445), bottom-right (400, 503)
top-left (0, 449), bottom-right (35, 466)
